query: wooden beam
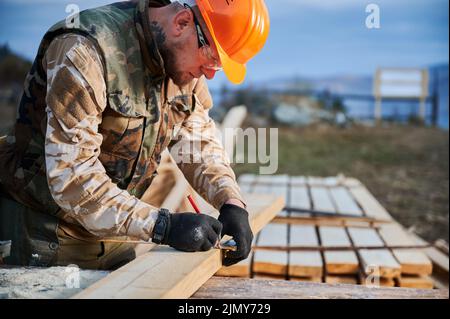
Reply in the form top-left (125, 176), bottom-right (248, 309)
top-left (358, 249), bottom-right (401, 279)
top-left (289, 184), bottom-right (311, 211)
top-left (348, 184), bottom-right (393, 221)
top-left (214, 180), bottom-right (256, 278)
top-left (191, 277), bottom-right (449, 299)
top-left (378, 224), bottom-right (432, 275)
top-left (362, 275), bottom-right (396, 287)
top-left (329, 186), bottom-right (363, 216)
top-left (290, 176), bottom-right (307, 186)
top-left (310, 182), bottom-right (359, 276)
top-left (397, 276), bottom-right (434, 289)
top-left (253, 223), bottom-right (288, 276)
top-left (215, 237), bottom-right (255, 278)
top-left (237, 174), bottom-right (256, 186)
top-left (348, 227), bottom-right (401, 279)
top-left (215, 256), bottom-right (251, 278)
top-left (73, 193), bottom-right (285, 299)
top-left (325, 275), bottom-right (358, 285)
top-left (310, 186), bottom-right (336, 212)
top-left (289, 276), bottom-right (322, 283)
top-left (289, 225), bottom-right (323, 278)
top-left (268, 182), bottom-right (289, 217)
top-left (319, 226), bottom-right (359, 275)
top-left (254, 174), bottom-right (289, 185)
top-left (410, 232), bottom-right (449, 276)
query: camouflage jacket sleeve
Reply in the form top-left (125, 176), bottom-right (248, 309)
top-left (43, 34), bottom-right (159, 241)
top-left (169, 78), bottom-right (246, 210)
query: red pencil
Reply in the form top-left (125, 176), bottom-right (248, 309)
top-left (187, 195), bottom-right (201, 214)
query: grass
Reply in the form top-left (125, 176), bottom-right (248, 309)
top-left (233, 122), bottom-right (449, 243)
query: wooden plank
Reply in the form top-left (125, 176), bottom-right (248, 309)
top-left (307, 176), bottom-right (327, 186)
top-left (434, 239), bottom-right (449, 255)
top-left (287, 180), bottom-right (321, 278)
top-left (378, 224), bottom-right (432, 275)
top-left (359, 249), bottom-right (401, 279)
top-left (253, 223), bottom-right (288, 276)
top-left (215, 256), bottom-right (251, 278)
top-left (308, 180), bottom-right (359, 274)
top-left (239, 183), bottom-right (253, 194)
top-left (329, 187), bottom-right (363, 216)
top-left (252, 183), bottom-right (271, 195)
top-left (253, 274), bottom-right (285, 280)
top-left (309, 186), bottom-right (336, 212)
top-left (410, 232), bottom-right (449, 274)
top-left (220, 105), bottom-right (247, 130)
top-left (268, 181), bottom-right (288, 217)
top-left (191, 277), bottom-right (449, 299)
top-left (269, 174), bottom-right (290, 185)
top-left (325, 276), bottom-right (358, 285)
top-left (348, 227), bottom-right (385, 247)
top-left (347, 227), bottom-right (401, 278)
top-left (308, 179), bottom-right (359, 274)
top-left (397, 276), bottom-right (434, 289)
top-left (362, 276), bottom-right (396, 287)
top-left (289, 185), bottom-right (311, 210)
top-left (348, 186), bottom-right (393, 221)
top-left (237, 174), bottom-right (255, 185)
top-left (409, 233), bottom-right (449, 282)
top-left (307, 176), bottom-right (347, 187)
top-left (73, 193), bottom-right (285, 299)
top-left (319, 227), bottom-right (359, 274)
top-left (343, 177), bottom-right (362, 188)
top-left (252, 182), bottom-right (288, 217)
top-left (220, 105), bottom-right (247, 162)
top-left (254, 174), bottom-right (288, 185)
top-left (253, 257), bottom-right (287, 276)
top-left (215, 236), bottom-right (256, 278)
top-left (290, 176), bottom-right (307, 186)
top-left (289, 277), bottom-right (322, 283)
top-left (289, 225), bottom-right (323, 278)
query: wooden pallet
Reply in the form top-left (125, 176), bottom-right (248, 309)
top-left (227, 174), bottom-right (444, 289)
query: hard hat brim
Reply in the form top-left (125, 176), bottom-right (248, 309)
top-left (217, 44), bottom-right (246, 85)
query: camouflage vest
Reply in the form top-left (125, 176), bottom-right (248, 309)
top-left (0, 0), bottom-right (205, 215)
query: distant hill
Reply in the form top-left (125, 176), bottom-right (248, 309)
top-left (0, 44), bottom-right (32, 88)
top-left (248, 63), bottom-right (448, 96)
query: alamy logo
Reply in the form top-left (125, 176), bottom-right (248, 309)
top-left (366, 4), bottom-right (381, 29)
top-left (65, 4), bottom-right (80, 29)
top-left (365, 265), bottom-right (381, 288)
top-left (65, 264), bottom-right (80, 289)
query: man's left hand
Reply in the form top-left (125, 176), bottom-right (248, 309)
top-left (218, 203), bottom-right (253, 266)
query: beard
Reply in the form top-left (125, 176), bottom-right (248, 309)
top-left (159, 41), bottom-right (193, 87)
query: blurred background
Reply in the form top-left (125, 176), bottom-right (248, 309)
top-left (0, 0), bottom-right (448, 242)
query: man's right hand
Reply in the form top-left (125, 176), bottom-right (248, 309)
top-left (165, 213), bottom-right (223, 252)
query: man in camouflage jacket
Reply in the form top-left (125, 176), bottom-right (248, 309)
top-left (0, 0), bottom-right (253, 269)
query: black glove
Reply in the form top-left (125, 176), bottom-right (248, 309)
top-left (218, 204), bottom-right (253, 266)
top-left (163, 212), bottom-right (223, 252)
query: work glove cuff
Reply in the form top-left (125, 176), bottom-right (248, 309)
top-left (219, 204), bottom-right (249, 219)
top-left (151, 208), bottom-right (171, 245)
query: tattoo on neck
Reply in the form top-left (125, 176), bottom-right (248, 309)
top-left (150, 21), bottom-right (166, 45)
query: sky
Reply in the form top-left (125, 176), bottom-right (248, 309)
top-left (0, 0), bottom-right (448, 90)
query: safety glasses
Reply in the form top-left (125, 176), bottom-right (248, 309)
top-left (184, 3), bottom-right (222, 72)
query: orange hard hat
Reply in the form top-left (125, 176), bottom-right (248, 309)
top-left (195, 0), bottom-right (270, 84)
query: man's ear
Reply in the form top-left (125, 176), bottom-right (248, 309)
top-left (171, 9), bottom-right (193, 37)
